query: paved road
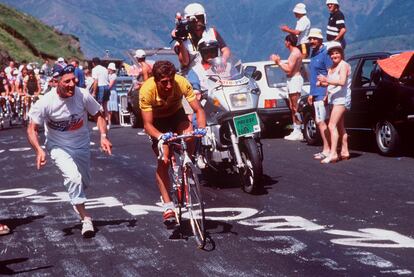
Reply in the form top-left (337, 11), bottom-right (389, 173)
top-left (1, 124), bottom-right (414, 276)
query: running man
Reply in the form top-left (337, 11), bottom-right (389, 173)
top-left (139, 60), bottom-right (206, 227)
top-left (27, 64), bottom-right (112, 237)
top-left (271, 34), bottom-right (304, 141)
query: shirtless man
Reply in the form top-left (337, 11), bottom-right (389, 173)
top-left (271, 34), bottom-right (304, 141)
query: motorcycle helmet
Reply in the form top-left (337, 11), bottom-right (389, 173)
top-left (198, 39), bottom-right (219, 63)
top-left (184, 3), bottom-right (206, 24)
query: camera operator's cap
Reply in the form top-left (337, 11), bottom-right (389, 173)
top-left (134, 49), bottom-right (146, 58)
top-left (326, 0), bottom-right (339, 5)
top-left (107, 62), bottom-right (116, 71)
top-left (57, 57), bottom-right (65, 63)
top-left (293, 3), bottom-right (307, 14)
top-left (308, 28), bottom-right (323, 39)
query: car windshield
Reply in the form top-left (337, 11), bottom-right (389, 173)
top-left (265, 63), bottom-right (310, 87)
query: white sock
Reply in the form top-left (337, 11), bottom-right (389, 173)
top-left (163, 201), bottom-right (174, 212)
top-left (293, 124), bottom-right (301, 132)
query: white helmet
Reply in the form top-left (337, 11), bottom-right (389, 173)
top-left (326, 0), bottom-right (339, 5)
top-left (184, 3), bottom-right (207, 24)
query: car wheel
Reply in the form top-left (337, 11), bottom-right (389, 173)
top-left (375, 120), bottom-right (400, 156)
top-left (303, 113), bottom-right (321, 145)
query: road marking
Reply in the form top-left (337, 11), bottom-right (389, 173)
top-left (325, 228), bottom-right (414, 248)
top-left (9, 147), bottom-right (31, 152)
top-left (239, 216), bottom-right (325, 231)
top-left (0, 188), bottom-right (38, 198)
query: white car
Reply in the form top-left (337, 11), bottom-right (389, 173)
top-left (243, 60), bottom-right (310, 130)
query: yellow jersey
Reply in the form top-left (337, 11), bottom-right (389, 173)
top-left (139, 74), bottom-right (196, 118)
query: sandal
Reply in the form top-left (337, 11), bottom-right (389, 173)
top-left (321, 156), bottom-right (339, 164)
top-left (340, 154), bottom-right (350, 160)
top-left (0, 224), bottom-right (10, 235)
top-left (313, 152), bottom-right (328, 160)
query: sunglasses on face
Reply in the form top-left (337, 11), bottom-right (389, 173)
top-left (158, 78), bottom-right (174, 86)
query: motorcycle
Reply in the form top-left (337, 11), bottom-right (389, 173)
top-left (197, 57), bottom-right (263, 193)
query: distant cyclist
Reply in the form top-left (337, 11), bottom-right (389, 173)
top-left (172, 3), bottom-right (231, 74)
top-left (139, 60), bottom-right (206, 227)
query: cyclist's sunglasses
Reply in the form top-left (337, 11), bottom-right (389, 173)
top-left (158, 77), bottom-right (174, 86)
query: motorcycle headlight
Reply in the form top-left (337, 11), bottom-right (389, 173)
top-left (230, 93), bottom-right (248, 107)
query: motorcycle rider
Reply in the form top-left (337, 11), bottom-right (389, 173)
top-left (172, 3), bottom-right (231, 74)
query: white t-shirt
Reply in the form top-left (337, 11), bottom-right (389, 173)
top-left (28, 87), bottom-right (101, 149)
top-left (109, 73), bottom-right (117, 89)
top-left (92, 65), bottom-right (109, 86)
top-left (295, 15), bottom-right (311, 45)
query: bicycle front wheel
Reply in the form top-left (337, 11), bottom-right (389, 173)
top-left (184, 162), bottom-right (206, 249)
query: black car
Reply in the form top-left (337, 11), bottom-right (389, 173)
top-left (298, 51), bottom-right (414, 156)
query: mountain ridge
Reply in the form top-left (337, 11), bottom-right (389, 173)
top-left (1, 0), bottom-right (412, 62)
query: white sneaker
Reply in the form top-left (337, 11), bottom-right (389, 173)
top-left (81, 218), bottom-right (94, 237)
top-left (284, 130), bottom-right (303, 141)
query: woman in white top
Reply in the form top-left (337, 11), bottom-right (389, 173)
top-left (317, 41), bottom-right (351, 163)
top-left (107, 63), bottom-right (118, 129)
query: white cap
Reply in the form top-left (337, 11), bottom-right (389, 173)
top-left (308, 28), bottom-right (323, 40)
top-left (326, 41), bottom-right (342, 52)
top-left (26, 64), bottom-right (33, 71)
top-left (293, 3), bottom-right (306, 14)
top-left (13, 69), bottom-right (19, 75)
top-left (134, 49), bottom-right (146, 58)
top-left (57, 57), bottom-right (65, 63)
top-left (326, 0), bottom-right (339, 5)
top-left (107, 62), bottom-right (116, 71)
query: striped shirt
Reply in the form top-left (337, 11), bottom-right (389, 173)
top-left (326, 10), bottom-right (346, 41)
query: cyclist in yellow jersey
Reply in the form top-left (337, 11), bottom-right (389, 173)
top-left (139, 60), bottom-right (206, 227)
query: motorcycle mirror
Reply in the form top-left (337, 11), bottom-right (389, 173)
top-left (251, 70), bottom-right (262, 81)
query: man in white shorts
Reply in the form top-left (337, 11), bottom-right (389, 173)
top-left (271, 34), bottom-right (304, 141)
top-left (27, 65), bottom-right (113, 237)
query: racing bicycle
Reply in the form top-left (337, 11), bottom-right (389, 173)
top-left (166, 133), bottom-right (206, 249)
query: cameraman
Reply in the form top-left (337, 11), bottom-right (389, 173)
top-left (171, 3), bottom-right (231, 74)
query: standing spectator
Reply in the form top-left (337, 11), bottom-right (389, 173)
top-left (326, 0), bottom-right (347, 49)
top-left (91, 57), bottom-right (110, 130)
top-left (280, 3), bottom-right (311, 58)
top-left (71, 59), bottom-right (86, 88)
top-left (27, 64), bottom-right (112, 237)
top-left (84, 68), bottom-right (94, 93)
top-left (307, 28), bottom-right (333, 160)
top-left (56, 57), bottom-right (67, 68)
top-left (270, 34), bottom-right (304, 141)
top-left (133, 49), bottom-right (153, 91)
top-left (107, 62), bottom-right (118, 129)
top-left (41, 59), bottom-right (52, 77)
top-left (317, 41), bottom-right (351, 163)
top-left (4, 60), bottom-right (16, 82)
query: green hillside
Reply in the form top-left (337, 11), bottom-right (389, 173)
top-left (0, 3), bottom-right (84, 63)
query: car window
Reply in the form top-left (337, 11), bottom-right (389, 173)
top-left (265, 64), bottom-right (287, 87)
top-left (358, 59), bottom-right (377, 88)
top-left (244, 66), bottom-right (257, 78)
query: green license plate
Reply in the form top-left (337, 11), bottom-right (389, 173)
top-left (233, 112), bottom-right (261, 137)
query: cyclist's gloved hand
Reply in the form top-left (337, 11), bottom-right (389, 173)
top-left (158, 132), bottom-right (174, 142)
top-left (193, 128), bottom-right (207, 137)
top-left (157, 132), bottom-right (174, 160)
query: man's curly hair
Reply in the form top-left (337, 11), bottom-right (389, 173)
top-left (152, 60), bottom-right (176, 81)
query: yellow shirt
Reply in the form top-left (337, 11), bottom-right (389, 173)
top-left (139, 74), bottom-right (196, 118)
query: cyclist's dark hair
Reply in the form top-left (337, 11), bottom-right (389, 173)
top-left (285, 34), bottom-right (298, 47)
top-left (153, 60), bottom-right (176, 81)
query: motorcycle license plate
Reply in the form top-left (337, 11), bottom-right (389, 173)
top-left (233, 112), bottom-right (261, 137)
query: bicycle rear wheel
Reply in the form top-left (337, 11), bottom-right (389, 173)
top-left (184, 162), bottom-right (206, 249)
